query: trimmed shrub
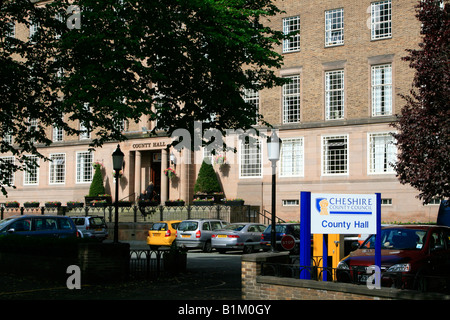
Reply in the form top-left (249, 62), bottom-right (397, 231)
top-left (89, 163), bottom-right (106, 197)
top-left (194, 161), bottom-right (221, 194)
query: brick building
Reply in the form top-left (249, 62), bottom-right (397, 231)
top-left (0, 0), bottom-right (441, 223)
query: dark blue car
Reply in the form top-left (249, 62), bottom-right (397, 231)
top-left (261, 223), bottom-right (300, 253)
top-left (0, 215), bottom-right (78, 238)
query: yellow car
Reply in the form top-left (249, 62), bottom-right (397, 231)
top-left (147, 220), bottom-right (181, 249)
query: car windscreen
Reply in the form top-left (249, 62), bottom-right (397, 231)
top-left (362, 228), bottom-right (427, 250)
top-left (151, 223), bottom-right (168, 231)
top-left (0, 218), bottom-right (14, 230)
top-left (225, 224), bottom-right (246, 231)
top-left (178, 221), bottom-right (198, 231)
top-left (89, 217), bottom-right (106, 227)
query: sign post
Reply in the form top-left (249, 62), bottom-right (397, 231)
top-left (300, 191), bottom-right (381, 281)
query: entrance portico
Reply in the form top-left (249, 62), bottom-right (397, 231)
top-left (127, 138), bottom-right (192, 204)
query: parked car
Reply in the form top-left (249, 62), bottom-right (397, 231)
top-left (0, 215), bottom-right (78, 238)
top-left (147, 220), bottom-right (181, 250)
top-left (336, 225), bottom-right (450, 291)
top-left (71, 216), bottom-right (108, 241)
top-left (260, 223), bottom-right (300, 253)
top-left (212, 222), bottom-right (267, 254)
top-left (176, 219), bottom-right (228, 252)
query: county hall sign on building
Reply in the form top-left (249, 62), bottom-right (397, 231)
top-left (310, 193), bottom-right (378, 235)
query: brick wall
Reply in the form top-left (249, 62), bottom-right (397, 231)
top-left (242, 252), bottom-right (450, 300)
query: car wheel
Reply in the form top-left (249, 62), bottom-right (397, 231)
top-left (243, 244), bottom-right (254, 254)
top-left (203, 241), bottom-right (212, 253)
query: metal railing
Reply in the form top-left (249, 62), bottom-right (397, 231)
top-left (0, 204), bottom-right (262, 224)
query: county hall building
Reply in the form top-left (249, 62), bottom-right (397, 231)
top-left (1, 0), bottom-right (441, 223)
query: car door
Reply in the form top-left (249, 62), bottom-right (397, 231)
top-left (428, 230), bottom-right (449, 275)
top-left (6, 218), bottom-right (33, 236)
top-left (33, 217), bottom-right (59, 237)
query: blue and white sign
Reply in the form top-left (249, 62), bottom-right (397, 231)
top-left (310, 193), bottom-right (377, 234)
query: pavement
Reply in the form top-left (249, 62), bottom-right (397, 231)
top-left (0, 241), bottom-right (243, 300)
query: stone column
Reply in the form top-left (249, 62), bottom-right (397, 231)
top-left (160, 149), bottom-right (168, 203)
top-left (134, 151), bottom-right (141, 199)
top-left (180, 149), bottom-right (190, 202)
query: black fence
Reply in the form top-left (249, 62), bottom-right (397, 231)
top-left (0, 204), bottom-right (266, 224)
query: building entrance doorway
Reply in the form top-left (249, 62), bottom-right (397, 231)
top-left (150, 152), bottom-right (161, 203)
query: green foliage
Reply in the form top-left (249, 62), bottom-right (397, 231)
top-left (194, 161), bottom-right (221, 194)
top-left (88, 164), bottom-right (105, 197)
top-left (0, 0), bottom-right (288, 195)
top-left (392, 0), bottom-right (449, 204)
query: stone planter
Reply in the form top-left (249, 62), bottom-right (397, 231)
top-left (117, 201), bottom-right (132, 207)
top-left (193, 200), bottom-right (214, 206)
top-left (23, 202), bottom-right (40, 208)
top-left (67, 202), bottom-right (84, 208)
top-left (45, 203), bottom-right (61, 208)
top-left (138, 200), bottom-right (159, 207)
top-left (224, 200), bottom-right (245, 206)
top-left (165, 201), bottom-right (185, 207)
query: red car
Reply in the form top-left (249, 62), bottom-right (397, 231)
top-left (336, 225), bottom-right (450, 292)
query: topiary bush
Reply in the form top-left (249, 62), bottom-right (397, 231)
top-left (194, 161), bottom-right (221, 194)
top-left (88, 163), bottom-right (106, 197)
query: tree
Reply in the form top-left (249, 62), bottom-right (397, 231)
top-left (88, 163), bottom-right (106, 197)
top-left (392, 0), bottom-right (449, 204)
top-left (194, 161), bottom-right (221, 194)
top-left (0, 0), bottom-right (288, 195)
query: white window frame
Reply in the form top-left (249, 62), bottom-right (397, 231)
top-left (371, 0), bottom-right (392, 40)
top-left (49, 153), bottom-right (66, 184)
top-left (325, 70), bottom-right (345, 120)
top-left (239, 139), bottom-right (262, 179)
top-left (243, 88), bottom-right (260, 125)
top-left (6, 22), bottom-right (15, 38)
top-left (322, 135), bottom-right (349, 175)
top-left (24, 155), bottom-right (39, 186)
top-left (325, 8), bottom-right (344, 47)
top-left (282, 16), bottom-right (300, 53)
top-left (371, 64), bottom-right (392, 116)
top-left (53, 125), bottom-right (64, 142)
top-left (280, 137), bottom-right (304, 177)
top-left (368, 132), bottom-right (396, 174)
top-left (0, 156), bottom-right (15, 186)
top-left (282, 199), bottom-right (300, 206)
top-left (282, 75), bottom-right (300, 124)
top-left (76, 151), bottom-right (93, 183)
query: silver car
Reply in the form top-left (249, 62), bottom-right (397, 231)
top-left (71, 216), bottom-right (108, 241)
top-left (211, 222), bottom-right (266, 254)
top-left (176, 219), bottom-right (228, 252)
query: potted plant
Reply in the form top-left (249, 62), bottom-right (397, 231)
top-left (165, 199), bottom-right (185, 207)
top-left (45, 201), bottom-right (61, 208)
top-left (163, 167), bottom-right (176, 179)
top-left (193, 161), bottom-right (222, 199)
top-left (138, 199), bottom-right (159, 207)
top-left (5, 201), bottom-right (19, 208)
top-left (214, 154), bottom-right (227, 165)
top-left (223, 198), bottom-right (245, 206)
top-left (23, 201), bottom-right (40, 208)
top-left (193, 197), bottom-right (214, 206)
top-left (85, 162), bottom-right (109, 205)
top-left (117, 200), bottom-right (132, 207)
top-left (90, 199), bottom-right (108, 207)
top-left (67, 201), bottom-right (84, 208)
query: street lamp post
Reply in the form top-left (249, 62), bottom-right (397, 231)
top-left (112, 144), bottom-right (124, 243)
top-left (267, 131), bottom-right (282, 253)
